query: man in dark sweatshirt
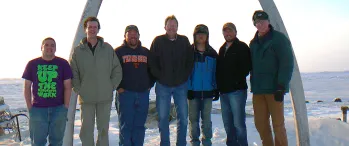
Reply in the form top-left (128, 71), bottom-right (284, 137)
top-left (114, 25), bottom-right (155, 146)
top-left (216, 22), bottom-right (252, 146)
top-left (149, 15), bottom-right (194, 146)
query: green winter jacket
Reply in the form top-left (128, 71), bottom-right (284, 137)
top-left (249, 26), bottom-right (294, 94)
top-left (70, 37), bottom-right (122, 104)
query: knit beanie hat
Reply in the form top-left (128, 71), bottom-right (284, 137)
top-left (252, 10), bottom-right (269, 25)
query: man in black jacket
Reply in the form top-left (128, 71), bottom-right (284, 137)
top-left (216, 22), bottom-right (252, 146)
top-left (149, 15), bottom-right (194, 146)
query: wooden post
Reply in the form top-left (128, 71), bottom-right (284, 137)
top-left (63, 0), bottom-right (103, 145)
top-left (341, 106), bottom-right (348, 122)
top-left (258, 0), bottom-right (310, 146)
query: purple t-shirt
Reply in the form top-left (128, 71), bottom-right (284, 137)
top-left (22, 57), bottom-right (73, 107)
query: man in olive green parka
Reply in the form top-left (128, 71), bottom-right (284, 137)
top-left (70, 16), bottom-right (122, 146)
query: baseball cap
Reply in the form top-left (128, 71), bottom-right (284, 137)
top-left (124, 25), bottom-right (139, 35)
top-left (252, 10), bottom-right (269, 25)
top-left (222, 22), bottom-right (237, 32)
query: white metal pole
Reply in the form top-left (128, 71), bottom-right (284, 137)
top-left (258, 0), bottom-right (310, 146)
top-left (63, 0), bottom-right (103, 145)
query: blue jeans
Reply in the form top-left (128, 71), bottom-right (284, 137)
top-left (220, 90), bottom-right (248, 146)
top-left (155, 82), bottom-right (188, 146)
top-left (118, 90), bottom-right (150, 146)
top-left (29, 105), bottom-right (68, 146)
top-left (188, 98), bottom-right (212, 146)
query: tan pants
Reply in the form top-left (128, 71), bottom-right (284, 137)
top-left (253, 94), bottom-right (288, 146)
top-left (80, 102), bottom-right (112, 146)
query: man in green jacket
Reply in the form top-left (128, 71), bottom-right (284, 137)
top-left (249, 10), bottom-right (294, 146)
top-left (70, 16), bottom-right (122, 146)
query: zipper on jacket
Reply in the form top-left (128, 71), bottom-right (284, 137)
top-left (201, 53), bottom-right (204, 100)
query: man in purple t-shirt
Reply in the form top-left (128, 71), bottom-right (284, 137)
top-left (22, 37), bottom-right (73, 146)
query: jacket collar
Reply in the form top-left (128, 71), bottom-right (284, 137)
top-left (80, 36), bottom-right (104, 48)
top-left (192, 44), bottom-right (216, 57)
top-left (165, 33), bottom-right (178, 41)
top-left (251, 24), bottom-right (274, 43)
top-left (221, 37), bottom-right (240, 50)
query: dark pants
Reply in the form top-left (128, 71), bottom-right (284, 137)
top-left (220, 90), bottom-right (248, 146)
top-left (118, 90), bottom-right (150, 146)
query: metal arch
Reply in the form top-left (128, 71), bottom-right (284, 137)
top-left (258, 0), bottom-right (310, 145)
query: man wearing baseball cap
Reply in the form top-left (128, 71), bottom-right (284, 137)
top-left (114, 25), bottom-right (155, 146)
top-left (249, 10), bottom-right (294, 146)
top-left (216, 22), bottom-right (251, 146)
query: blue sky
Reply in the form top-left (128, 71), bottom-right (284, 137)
top-left (0, 0), bottom-right (348, 78)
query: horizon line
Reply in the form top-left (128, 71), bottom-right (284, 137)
top-left (1, 70), bottom-right (348, 80)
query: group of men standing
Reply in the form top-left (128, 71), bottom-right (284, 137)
top-left (22, 10), bottom-right (294, 146)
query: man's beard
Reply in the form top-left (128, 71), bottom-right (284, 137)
top-left (225, 38), bottom-right (234, 42)
top-left (224, 35), bottom-right (235, 42)
top-left (128, 39), bottom-right (138, 48)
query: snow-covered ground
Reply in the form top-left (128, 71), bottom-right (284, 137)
top-left (1, 71), bottom-right (349, 145)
